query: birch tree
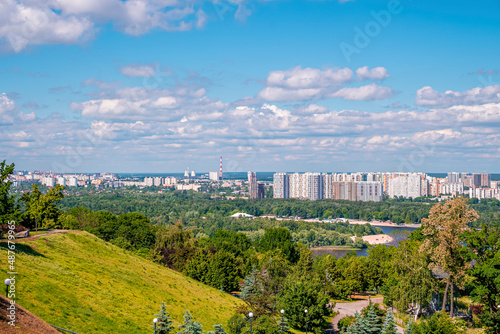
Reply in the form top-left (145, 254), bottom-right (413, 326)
top-left (420, 197), bottom-right (478, 317)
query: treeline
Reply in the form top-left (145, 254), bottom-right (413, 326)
top-left (55, 188), bottom-right (500, 227)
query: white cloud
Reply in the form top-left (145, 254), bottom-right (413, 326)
top-left (0, 0), bottom-right (219, 52)
top-left (329, 83), bottom-right (394, 100)
top-left (266, 66), bottom-right (353, 88)
top-left (415, 85), bottom-right (500, 107)
top-left (258, 87), bottom-right (322, 102)
top-left (0, 93), bottom-right (18, 124)
top-left (258, 66), bottom-right (393, 102)
top-left (356, 66), bottom-right (390, 81)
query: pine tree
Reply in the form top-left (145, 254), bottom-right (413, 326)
top-left (177, 310), bottom-right (204, 334)
top-left (362, 304), bottom-right (381, 334)
top-left (355, 313), bottom-right (369, 334)
top-left (278, 314), bottom-right (290, 333)
top-left (152, 301), bottom-right (174, 334)
top-left (381, 310), bottom-right (397, 334)
top-left (240, 266), bottom-right (260, 301)
top-left (207, 324), bottom-right (226, 334)
top-left (405, 318), bottom-right (414, 334)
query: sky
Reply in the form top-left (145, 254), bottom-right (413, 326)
top-left (1, 0), bottom-right (500, 173)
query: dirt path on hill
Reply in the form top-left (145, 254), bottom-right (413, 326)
top-left (17, 229), bottom-right (78, 242)
top-left (0, 295), bottom-right (61, 333)
top-left (332, 297), bottom-right (405, 333)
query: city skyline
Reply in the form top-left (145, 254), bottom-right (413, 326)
top-left (1, 1), bottom-right (500, 172)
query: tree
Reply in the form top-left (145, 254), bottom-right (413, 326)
top-left (420, 197), bottom-right (479, 316)
top-left (405, 319), bottom-right (414, 334)
top-left (463, 224), bottom-right (500, 334)
top-left (207, 324), bottom-right (226, 334)
top-left (177, 310), bottom-right (204, 334)
top-left (278, 313), bottom-right (290, 333)
top-left (277, 277), bottom-right (330, 332)
top-left (204, 250), bottom-right (241, 292)
top-left (360, 303), bottom-right (381, 334)
top-left (384, 239), bottom-right (436, 320)
top-left (259, 228), bottom-right (298, 263)
top-left (0, 160), bottom-right (16, 222)
top-left (152, 302), bottom-right (174, 334)
top-left (381, 310), bottom-right (397, 334)
top-left (21, 184), bottom-right (65, 231)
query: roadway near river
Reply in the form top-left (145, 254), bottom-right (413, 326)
top-left (331, 297), bottom-right (404, 334)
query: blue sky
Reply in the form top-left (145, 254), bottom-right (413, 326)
top-left (1, 0), bottom-right (500, 173)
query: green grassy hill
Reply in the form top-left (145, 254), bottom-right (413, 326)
top-left (0, 231), bottom-right (243, 333)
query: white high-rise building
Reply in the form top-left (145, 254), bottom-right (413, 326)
top-left (57, 177), bottom-right (66, 186)
top-left (273, 173), bottom-right (289, 198)
top-left (305, 172), bottom-right (323, 200)
top-left (144, 177), bottom-right (154, 187)
top-left (68, 177), bottom-right (78, 187)
top-left (388, 173), bottom-right (424, 199)
top-left (323, 174), bottom-right (334, 199)
top-left (356, 182), bottom-right (383, 202)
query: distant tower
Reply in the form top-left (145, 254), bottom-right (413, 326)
top-left (219, 156), bottom-right (223, 180)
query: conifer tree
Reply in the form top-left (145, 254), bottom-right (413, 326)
top-left (362, 304), bottom-right (381, 334)
top-left (152, 301), bottom-right (175, 334)
top-left (405, 318), bottom-right (414, 334)
top-left (240, 266), bottom-right (260, 301)
top-left (207, 324), bottom-right (226, 334)
top-left (177, 310), bottom-right (204, 334)
top-left (381, 310), bottom-right (397, 334)
top-left (278, 314), bottom-right (290, 333)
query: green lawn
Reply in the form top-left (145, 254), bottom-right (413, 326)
top-left (0, 231), bottom-right (243, 333)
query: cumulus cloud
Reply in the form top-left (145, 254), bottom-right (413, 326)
top-left (415, 85), bottom-right (500, 107)
top-left (266, 66), bottom-right (353, 88)
top-left (356, 66), bottom-right (390, 81)
top-left (329, 83), bottom-right (394, 101)
top-left (258, 66), bottom-right (393, 102)
top-left (0, 0), bottom-right (220, 52)
top-left (0, 93), bottom-right (17, 124)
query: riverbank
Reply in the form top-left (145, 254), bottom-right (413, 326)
top-left (310, 245), bottom-right (362, 252)
top-left (350, 234), bottom-right (394, 245)
top-left (347, 219), bottom-right (421, 229)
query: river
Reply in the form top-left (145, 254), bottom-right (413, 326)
top-left (311, 224), bottom-right (418, 258)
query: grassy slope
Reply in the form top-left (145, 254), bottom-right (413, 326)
top-left (0, 232), bottom-right (243, 334)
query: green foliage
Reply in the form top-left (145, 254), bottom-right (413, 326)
top-left (259, 227), bottom-right (298, 263)
top-left (405, 318), bottom-right (414, 334)
top-left (177, 310), bottom-right (204, 334)
top-left (0, 160), bottom-right (16, 222)
top-left (412, 311), bottom-right (462, 334)
top-left (338, 316), bottom-right (356, 333)
top-left (227, 314), bottom-right (246, 334)
top-left (153, 302), bottom-right (175, 334)
top-left (277, 277), bottom-right (331, 332)
top-left (361, 303), bottom-right (381, 334)
top-left (207, 324), bottom-right (226, 334)
top-left (380, 310), bottom-right (397, 334)
top-left (383, 239), bottom-right (436, 313)
top-left (20, 184), bottom-right (65, 230)
top-left (278, 312), bottom-right (290, 333)
top-left (463, 224), bottom-right (500, 334)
